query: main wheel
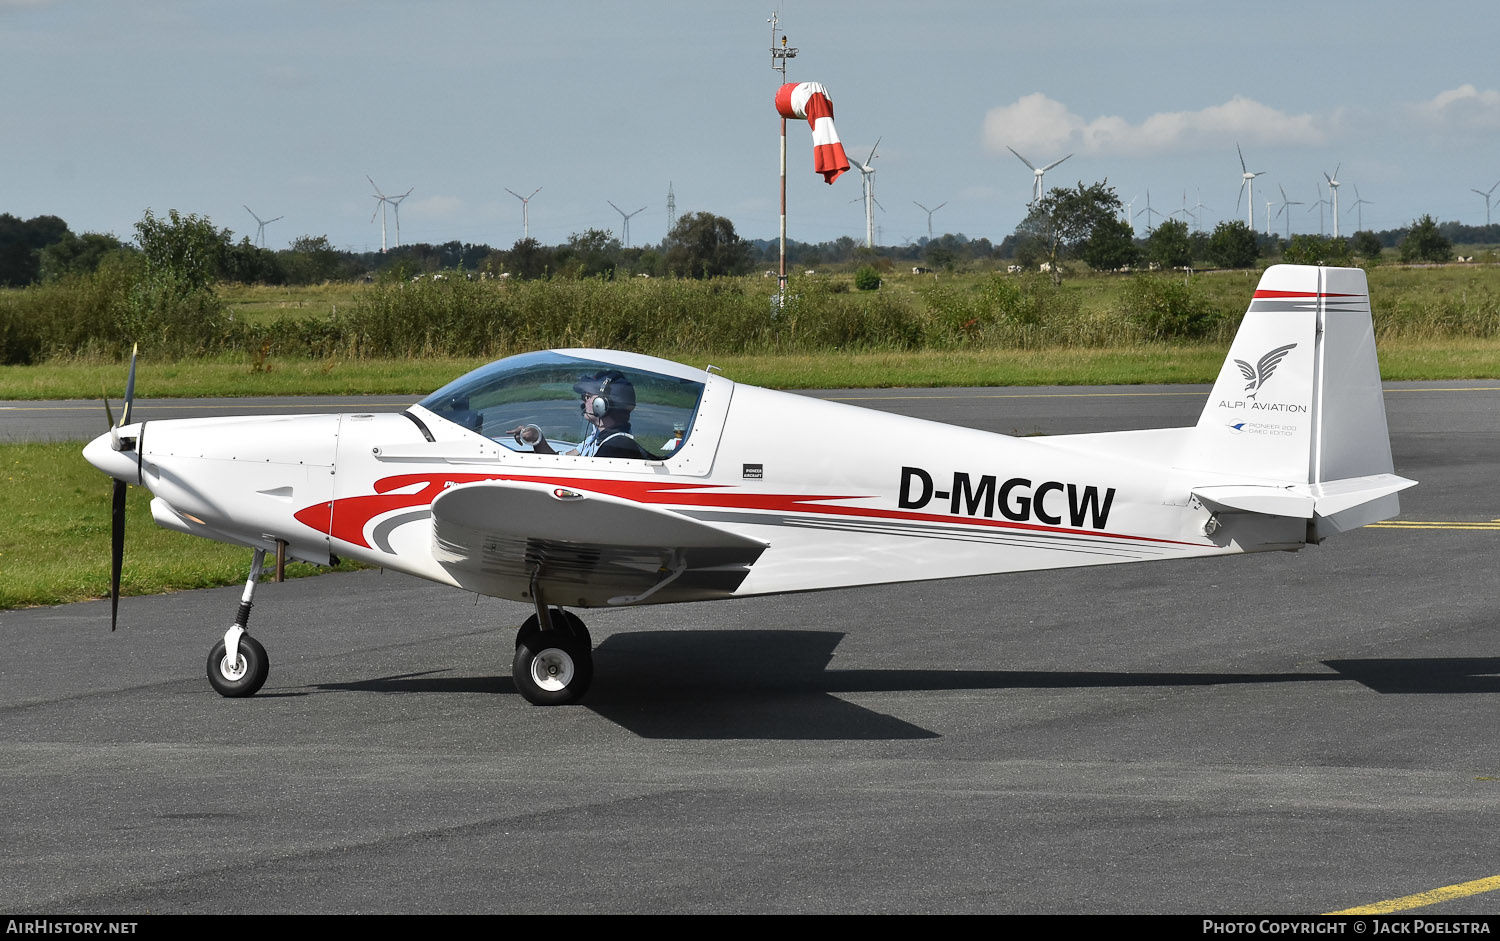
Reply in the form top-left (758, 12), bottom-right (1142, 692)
top-left (513, 628), bottom-right (593, 706)
top-left (515, 609), bottom-right (590, 650)
top-left (207, 635), bottom-right (270, 698)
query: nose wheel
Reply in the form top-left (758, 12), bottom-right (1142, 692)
top-left (207, 633), bottom-right (269, 697)
top-left (206, 548), bottom-right (271, 698)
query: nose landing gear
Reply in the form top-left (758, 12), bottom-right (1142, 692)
top-left (207, 548), bottom-right (271, 698)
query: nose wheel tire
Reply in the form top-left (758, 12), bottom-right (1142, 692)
top-left (207, 635), bottom-right (270, 698)
top-left (513, 628), bottom-right (593, 706)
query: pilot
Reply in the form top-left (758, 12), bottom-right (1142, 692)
top-left (510, 370), bottom-right (648, 459)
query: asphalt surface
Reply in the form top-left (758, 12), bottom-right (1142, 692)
top-left (1, 382), bottom-right (1498, 914)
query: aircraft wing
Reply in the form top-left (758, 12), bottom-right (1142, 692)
top-left (429, 479), bottom-right (768, 607)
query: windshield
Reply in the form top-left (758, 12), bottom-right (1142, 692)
top-left (418, 351), bottom-right (704, 459)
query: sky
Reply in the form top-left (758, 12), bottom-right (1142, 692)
top-left (3, 0), bottom-right (1499, 255)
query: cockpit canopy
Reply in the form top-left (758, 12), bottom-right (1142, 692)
top-left (418, 351), bottom-right (706, 459)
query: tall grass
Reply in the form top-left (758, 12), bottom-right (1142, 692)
top-left (4, 264), bottom-right (1500, 368)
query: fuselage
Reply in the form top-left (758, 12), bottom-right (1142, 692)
top-left (84, 350), bottom-right (1304, 609)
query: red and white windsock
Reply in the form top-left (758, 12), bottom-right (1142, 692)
top-left (775, 82), bottom-right (850, 184)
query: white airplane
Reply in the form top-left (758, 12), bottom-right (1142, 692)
top-left (85, 264), bottom-right (1414, 706)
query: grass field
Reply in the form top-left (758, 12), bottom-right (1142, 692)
top-left (0, 442), bottom-right (360, 610)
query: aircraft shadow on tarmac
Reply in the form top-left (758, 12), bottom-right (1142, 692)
top-left (300, 632), bottom-right (1500, 740)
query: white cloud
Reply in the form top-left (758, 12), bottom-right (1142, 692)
top-left (982, 93), bottom-right (1327, 157)
top-left (1410, 84), bottom-right (1500, 129)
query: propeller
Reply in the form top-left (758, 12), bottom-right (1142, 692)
top-left (103, 344), bottom-right (138, 632)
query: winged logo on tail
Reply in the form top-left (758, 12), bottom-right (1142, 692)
top-left (1235, 343), bottom-right (1298, 399)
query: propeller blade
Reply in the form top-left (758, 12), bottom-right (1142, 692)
top-left (110, 479), bottom-right (125, 632)
top-left (121, 343), bottom-right (138, 427)
top-left (107, 343), bottom-right (139, 631)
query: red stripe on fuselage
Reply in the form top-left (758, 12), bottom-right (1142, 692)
top-left (1252, 290), bottom-right (1364, 299)
top-left (299, 472), bottom-right (1197, 551)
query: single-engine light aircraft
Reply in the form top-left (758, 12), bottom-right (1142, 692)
top-left (85, 264), bottom-right (1414, 705)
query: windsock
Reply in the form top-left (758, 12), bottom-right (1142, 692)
top-left (775, 82), bottom-right (850, 184)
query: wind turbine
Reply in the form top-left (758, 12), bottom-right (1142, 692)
top-left (1274, 185), bottom-right (1304, 240)
top-left (1323, 164), bottom-right (1342, 238)
top-left (1235, 144), bottom-right (1265, 231)
top-left (367, 176), bottom-right (412, 252)
top-left (1347, 184), bottom-right (1373, 231)
top-left (1134, 189), bottom-right (1165, 232)
top-left (853, 138), bottom-right (882, 248)
top-left (242, 205), bottom-right (283, 249)
top-left (1308, 180), bottom-right (1331, 236)
top-left (1007, 146), bottom-right (1072, 204)
top-left (1471, 179), bottom-right (1500, 226)
top-left (912, 199), bottom-right (947, 240)
top-left (1192, 189), bottom-right (1212, 229)
top-left (607, 201), bottom-right (647, 248)
top-left (1123, 195), bottom-right (1138, 235)
top-left (1170, 189), bottom-right (1195, 225)
top-left (506, 187), bottom-right (542, 240)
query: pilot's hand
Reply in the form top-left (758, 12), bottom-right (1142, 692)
top-left (510, 424), bottom-right (555, 453)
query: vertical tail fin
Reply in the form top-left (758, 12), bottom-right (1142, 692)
top-left (1186, 265), bottom-right (1413, 536)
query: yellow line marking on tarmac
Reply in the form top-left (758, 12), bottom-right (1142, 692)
top-left (1328, 873), bottom-right (1500, 914)
top-left (1367, 519), bottom-right (1500, 530)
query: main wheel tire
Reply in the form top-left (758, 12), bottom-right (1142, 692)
top-left (207, 635), bottom-right (270, 698)
top-left (515, 609), bottom-right (590, 650)
top-left (513, 628), bottom-right (593, 706)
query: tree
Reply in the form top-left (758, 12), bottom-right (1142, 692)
top-left (133, 208), bottom-right (231, 292)
top-left (1351, 230), bottom-right (1383, 261)
top-left (1146, 218), bottom-right (1192, 268)
top-left (1078, 216), bottom-right (1138, 271)
top-left (1283, 234), bottom-right (1351, 266)
top-left (663, 212), bottom-right (752, 279)
top-left (557, 228), bottom-right (619, 279)
top-left (0, 213), bottom-right (71, 286)
top-left (38, 231), bottom-right (128, 281)
top-left (1013, 181), bottom-right (1123, 284)
top-left (1399, 215), bottom-right (1452, 263)
top-left (282, 235), bottom-right (345, 284)
top-left (1206, 220), bottom-right (1259, 269)
top-left (506, 237), bottom-right (552, 280)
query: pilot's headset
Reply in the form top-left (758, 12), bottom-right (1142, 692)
top-left (581, 371), bottom-right (633, 419)
top-left (586, 375), bottom-right (615, 419)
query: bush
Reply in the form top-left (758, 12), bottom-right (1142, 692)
top-left (853, 265), bottom-right (882, 291)
top-left (1121, 275), bottom-right (1218, 340)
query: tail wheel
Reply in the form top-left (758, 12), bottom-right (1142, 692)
top-left (207, 635), bottom-right (270, 698)
top-left (513, 628), bottom-right (593, 706)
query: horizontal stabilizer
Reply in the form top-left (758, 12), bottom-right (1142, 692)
top-left (1193, 473), bottom-right (1415, 520)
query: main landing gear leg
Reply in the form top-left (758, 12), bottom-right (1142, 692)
top-left (207, 548), bottom-right (271, 698)
top-left (512, 590), bottom-right (593, 706)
